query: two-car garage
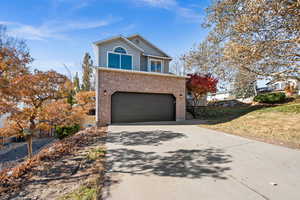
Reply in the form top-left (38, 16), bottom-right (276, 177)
top-left (111, 92), bottom-right (176, 123)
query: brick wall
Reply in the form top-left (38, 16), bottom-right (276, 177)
top-left (96, 68), bottom-right (186, 126)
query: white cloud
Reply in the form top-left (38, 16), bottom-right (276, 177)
top-left (175, 7), bottom-right (202, 22)
top-left (138, 0), bottom-right (177, 8)
top-left (133, 0), bottom-right (202, 22)
top-left (0, 21), bottom-right (14, 25)
top-left (1, 17), bottom-right (118, 41)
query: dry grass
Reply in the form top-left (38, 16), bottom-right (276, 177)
top-left (200, 99), bottom-right (300, 149)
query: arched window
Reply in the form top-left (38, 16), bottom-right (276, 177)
top-left (114, 47), bottom-right (127, 54)
top-left (108, 46), bottom-right (132, 70)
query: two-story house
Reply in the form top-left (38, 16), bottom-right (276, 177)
top-left (93, 34), bottom-right (186, 126)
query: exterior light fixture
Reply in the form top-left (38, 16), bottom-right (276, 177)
top-left (103, 90), bottom-right (107, 96)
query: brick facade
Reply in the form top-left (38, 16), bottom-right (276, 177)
top-left (96, 68), bottom-right (186, 126)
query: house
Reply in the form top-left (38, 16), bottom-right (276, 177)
top-left (266, 78), bottom-right (300, 94)
top-left (93, 34), bottom-right (187, 126)
top-left (207, 92), bottom-right (231, 101)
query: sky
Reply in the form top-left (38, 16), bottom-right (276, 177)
top-left (0, 0), bottom-right (211, 77)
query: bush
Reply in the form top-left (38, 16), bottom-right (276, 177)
top-left (254, 92), bottom-right (286, 104)
top-left (55, 124), bottom-right (80, 140)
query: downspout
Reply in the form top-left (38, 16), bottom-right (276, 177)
top-left (95, 68), bottom-right (100, 127)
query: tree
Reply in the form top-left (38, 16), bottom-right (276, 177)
top-left (182, 39), bottom-right (236, 91)
top-left (75, 91), bottom-right (96, 114)
top-left (232, 70), bottom-right (257, 99)
top-left (73, 72), bottom-right (81, 93)
top-left (205, 0), bottom-right (300, 81)
top-left (0, 25), bottom-right (31, 112)
top-left (0, 25), bottom-right (31, 79)
top-left (186, 73), bottom-right (218, 106)
top-left (38, 100), bottom-right (82, 131)
top-left (81, 53), bottom-right (93, 91)
top-left (0, 24), bottom-right (32, 149)
top-left (0, 70), bottom-right (71, 158)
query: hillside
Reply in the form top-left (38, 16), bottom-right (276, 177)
top-left (200, 98), bottom-right (300, 149)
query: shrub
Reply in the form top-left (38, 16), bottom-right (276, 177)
top-left (55, 124), bottom-right (80, 140)
top-left (254, 92), bottom-right (286, 104)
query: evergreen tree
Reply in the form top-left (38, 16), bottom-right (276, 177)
top-left (81, 53), bottom-right (93, 91)
top-left (73, 72), bottom-right (81, 93)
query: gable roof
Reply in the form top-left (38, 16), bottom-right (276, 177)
top-left (93, 34), bottom-right (172, 59)
top-left (127, 34), bottom-right (171, 58)
top-left (93, 35), bottom-right (145, 53)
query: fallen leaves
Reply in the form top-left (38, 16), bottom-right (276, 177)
top-left (0, 127), bottom-right (106, 195)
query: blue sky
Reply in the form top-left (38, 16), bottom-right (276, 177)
top-left (0, 0), bottom-right (211, 76)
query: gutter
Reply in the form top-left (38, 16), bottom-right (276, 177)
top-left (143, 53), bottom-right (172, 60)
top-left (95, 67), bottom-right (188, 79)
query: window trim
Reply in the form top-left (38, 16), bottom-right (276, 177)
top-left (107, 51), bottom-right (133, 70)
top-left (113, 46), bottom-right (128, 54)
top-left (148, 58), bottom-right (164, 73)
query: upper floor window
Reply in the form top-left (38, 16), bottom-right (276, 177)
top-left (149, 59), bottom-right (163, 73)
top-left (108, 46), bottom-right (132, 70)
top-left (114, 47), bottom-right (127, 54)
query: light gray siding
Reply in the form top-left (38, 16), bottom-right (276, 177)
top-left (96, 39), bottom-right (141, 71)
top-left (129, 36), bottom-right (166, 57)
top-left (140, 55), bottom-right (148, 71)
top-left (164, 60), bottom-right (170, 73)
top-left (94, 35), bottom-right (171, 74)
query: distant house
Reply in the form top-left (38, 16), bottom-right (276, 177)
top-left (93, 34), bottom-right (187, 126)
top-left (207, 92), bottom-right (231, 101)
top-left (266, 78), bottom-right (300, 94)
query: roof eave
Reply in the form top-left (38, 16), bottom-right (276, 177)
top-left (93, 35), bottom-right (144, 53)
top-left (143, 53), bottom-right (172, 60)
top-left (127, 34), bottom-right (172, 58)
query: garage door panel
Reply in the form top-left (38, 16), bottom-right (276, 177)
top-left (111, 92), bottom-right (175, 123)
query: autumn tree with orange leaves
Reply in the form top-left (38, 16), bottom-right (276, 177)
top-left (1, 70), bottom-right (75, 157)
top-left (0, 25), bottom-right (31, 114)
top-left (75, 91), bottom-right (96, 114)
top-left (0, 26), bottom-right (81, 158)
top-left (204, 0), bottom-right (300, 81)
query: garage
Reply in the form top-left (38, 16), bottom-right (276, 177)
top-left (111, 92), bottom-right (176, 123)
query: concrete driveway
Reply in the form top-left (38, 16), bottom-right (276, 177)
top-left (102, 122), bottom-right (300, 200)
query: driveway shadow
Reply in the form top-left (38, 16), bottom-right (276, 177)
top-left (103, 129), bottom-right (233, 199)
top-left (103, 147), bottom-right (232, 199)
top-left (105, 130), bottom-right (186, 146)
top-left (106, 148), bottom-right (231, 179)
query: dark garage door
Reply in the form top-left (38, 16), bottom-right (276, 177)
top-left (111, 92), bottom-right (176, 123)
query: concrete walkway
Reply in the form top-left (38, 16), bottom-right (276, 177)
top-left (103, 122), bottom-right (300, 200)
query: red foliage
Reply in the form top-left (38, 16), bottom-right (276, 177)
top-left (187, 73), bottom-right (218, 96)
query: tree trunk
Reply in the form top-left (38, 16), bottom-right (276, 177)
top-left (27, 118), bottom-right (36, 159)
top-left (27, 134), bottom-right (33, 158)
